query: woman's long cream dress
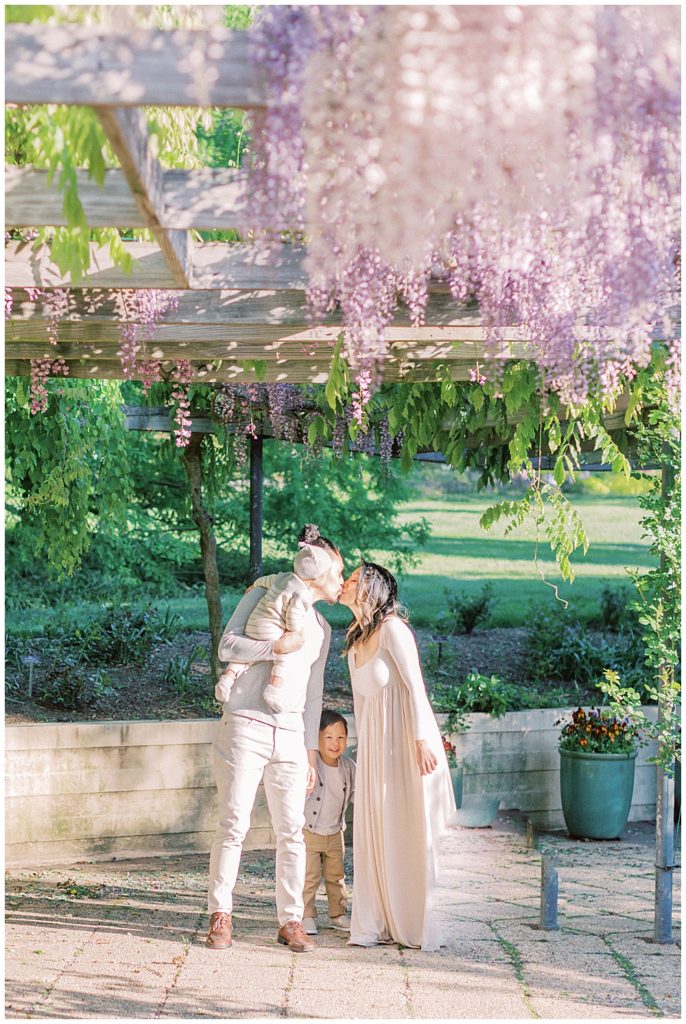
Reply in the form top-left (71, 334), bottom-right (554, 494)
top-left (348, 616), bottom-right (456, 950)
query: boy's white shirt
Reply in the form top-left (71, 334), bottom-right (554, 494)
top-left (304, 753), bottom-right (356, 834)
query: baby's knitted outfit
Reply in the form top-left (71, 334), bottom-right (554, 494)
top-left (217, 544), bottom-right (333, 712)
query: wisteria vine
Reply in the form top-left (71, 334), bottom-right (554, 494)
top-left (247, 5), bottom-right (681, 409)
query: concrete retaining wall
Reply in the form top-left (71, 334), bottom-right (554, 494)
top-left (6, 708), bottom-right (658, 866)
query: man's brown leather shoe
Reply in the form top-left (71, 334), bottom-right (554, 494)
top-left (277, 919), bottom-right (315, 952)
top-left (206, 912), bottom-right (232, 949)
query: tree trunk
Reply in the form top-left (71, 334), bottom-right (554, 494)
top-left (183, 432), bottom-right (223, 683)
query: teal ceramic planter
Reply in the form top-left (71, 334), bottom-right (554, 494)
top-left (449, 764), bottom-right (463, 809)
top-left (560, 748), bottom-right (637, 839)
top-left (453, 795), bottom-right (501, 828)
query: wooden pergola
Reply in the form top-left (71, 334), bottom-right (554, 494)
top-left (3, 23), bottom-right (594, 389)
top-left (4, 17), bottom-right (678, 948)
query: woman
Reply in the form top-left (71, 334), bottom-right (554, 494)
top-left (339, 562), bottom-right (456, 950)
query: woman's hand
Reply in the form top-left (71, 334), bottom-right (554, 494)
top-left (306, 749), bottom-right (318, 794)
top-left (415, 739), bottom-right (438, 776)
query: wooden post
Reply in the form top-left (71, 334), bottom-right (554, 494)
top-left (182, 433), bottom-right (223, 684)
top-left (248, 434), bottom-right (264, 584)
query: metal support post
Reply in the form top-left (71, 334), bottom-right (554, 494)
top-left (654, 460), bottom-right (676, 944)
top-left (539, 857), bottom-right (559, 930)
top-left (248, 434), bottom-right (264, 584)
top-left (654, 755), bottom-right (675, 943)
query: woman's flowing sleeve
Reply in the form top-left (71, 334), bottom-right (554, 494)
top-left (383, 618), bottom-right (434, 742)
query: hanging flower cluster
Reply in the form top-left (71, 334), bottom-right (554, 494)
top-left (213, 382), bottom-right (399, 468)
top-left (171, 359), bottom-right (193, 448)
top-left (29, 356), bottom-right (69, 414)
top-left (247, 5), bottom-right (680, 407)
top-left (118, 290), bottom-right (180, 380)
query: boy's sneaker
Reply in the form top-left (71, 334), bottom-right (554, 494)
top-left (301, 917), bottom-right (318, 935)
top-left (329, 914), bottom-right (351, 931)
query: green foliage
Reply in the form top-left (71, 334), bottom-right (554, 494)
top-left (163, 643), bottom-right (207, 700)
top-left (260, 443), bottom-right (430, 575)
top-left (524, 611), bottom-right (647, 695)
top-left (437, 583), bottom-right (495, 635)
top-left (619, 358), bottom-right (680, 773)
top-left (35, 666), bottom-right (114, 711)
top-left (598, 669), bottom-right (680, 773)
top-left (196, 108), bottom-right (248, 169)
top-left (431, 671), bottom-right (572, 736)
top-left (596, 585), bottom-right (640, 632)
top-left (47, 605), bottom-right (178, 666)
top-left (5, 378), bottom-right (130, 577)
top-left (9, 604), bottom-right (180, 710)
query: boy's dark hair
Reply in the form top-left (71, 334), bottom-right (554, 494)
top-left (320, 709), bottom-right (348, 735)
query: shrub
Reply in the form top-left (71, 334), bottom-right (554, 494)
top-left (47, 606), bottom-right (180, 666)
top-left (438, 583), bottom-right (495, 635)
top-left (524, 609), bottom-right (649, 698)
top-left (163, 644), bottom-right (206, 700)
top-left (597, 585), bottom-right (641, 632)
top-left (431, 670), bottom-right (571, 733)
top-left (35, 664), bottom-right (114, 710)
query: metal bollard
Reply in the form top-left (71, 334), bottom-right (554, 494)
top-left (539, 856), bottom-right (559, 930)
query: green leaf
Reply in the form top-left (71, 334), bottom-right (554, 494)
top-left (553, 457), bottom-right (566, 487)
top-left (470, 388), bottom-right (484, 412)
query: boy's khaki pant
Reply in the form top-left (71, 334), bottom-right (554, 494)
top-left (302, 829), bottom-right (348, 920)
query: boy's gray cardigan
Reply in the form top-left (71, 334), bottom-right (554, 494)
top-left (304, 754), bottom-right (356, 834)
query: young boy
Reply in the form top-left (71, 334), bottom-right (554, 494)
top-left (301, 710), bottom-right (356, 935)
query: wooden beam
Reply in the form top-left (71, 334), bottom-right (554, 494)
top-left (5, 240), bottom-right (177, 288)
top-left (6, 321), bottom-right (531, 353)
top-left (4, 359), bottom-right (503, 385)
top-left (124, 405), bottom-right (213, 434)
top-left (122, 404), bottom-right (640, 464)
top-left (6, 167), bottom-right (139, 228)
top-left (4, 240), bottom-right (310, 290)
top-left (8, 288), bottom-right (481, 328)
top-left (5, 24), bottom-right (266, 108)
top-left (93, 107), bottom-right (190, 287)
top-left (6, 166), bottom-right (250, 232)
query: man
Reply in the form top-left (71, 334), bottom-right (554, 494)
top-left (206, 539), bottom-right (344, 953)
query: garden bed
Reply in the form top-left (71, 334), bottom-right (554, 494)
top-left (5, 624), bottom-right (537, 724)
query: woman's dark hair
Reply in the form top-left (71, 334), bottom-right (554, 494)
top-left (298, 523), bottom-right (341, 561)
top-left (320, 709), bottom-right (348, 735)
top-left (343, 561), bottom-right (407, 653)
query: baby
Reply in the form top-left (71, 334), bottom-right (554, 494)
top-left (214, 540), bottom-right (334, 714)
top-left (302, 710), bottom-right (355, 935)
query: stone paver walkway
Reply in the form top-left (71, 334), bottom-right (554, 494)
top-left (5, 815), bottom-right (681, 1019)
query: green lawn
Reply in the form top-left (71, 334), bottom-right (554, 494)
top-left (372, 493), bottom-right (653, 628)
top-left (6, 493), bottom-right (653, 637)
